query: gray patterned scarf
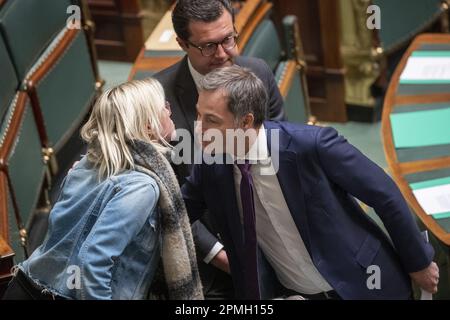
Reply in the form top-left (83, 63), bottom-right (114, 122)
top-left (129, 140), bottom-right (203, 300)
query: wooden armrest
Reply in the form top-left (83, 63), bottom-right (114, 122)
top-left (237, 2), bottom-right (272, 51)
top-left (0, 236), bottom-right (13, 258)
top-left (235, 0), bottom-right (264, 34)
top-left (0, 235), bottom-right (14, 298)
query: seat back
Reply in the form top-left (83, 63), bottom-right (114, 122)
top-left (0, 0), bottom-right (72, 80)
top-left (275, 61), bottom-right (308, 124)
top-left (0, 92), bottom-right (47, 261)
top-left (0, 1), bottom-right (99, 263)
top-left (25, 28), bottom-right (96, 152)
top-left (374, 0), bottom-right (444, 53)
top-left (0, 33), bottom-right (17, 123)
top-left (241, 18), bottom-right (282, 72)
top-left (242, 12), bottom-right (311, 124)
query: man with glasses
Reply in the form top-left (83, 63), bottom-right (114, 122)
top-left (154, 0), bottom-right (286, 299)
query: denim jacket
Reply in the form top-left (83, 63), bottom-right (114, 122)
top-left (18, 156), bottom-right (161, 299)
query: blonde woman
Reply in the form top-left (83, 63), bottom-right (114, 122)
top-left (3, 79), bottom-right (203, 300)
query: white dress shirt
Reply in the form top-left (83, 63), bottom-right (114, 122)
top-left (233, 125), bottom-right (332, 294)
top-left (188, 58), bottom-right (204, 89)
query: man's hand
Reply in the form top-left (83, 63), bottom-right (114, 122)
top-left (409, 262), bottom-right (439, 293)
top-left (210, 249), bottom-right (231, 274)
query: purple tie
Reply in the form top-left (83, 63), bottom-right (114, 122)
top-left (236, 161), bottom-right (260, 299)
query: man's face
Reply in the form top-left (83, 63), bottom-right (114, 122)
top-left (178, 10), bottom-right (238, 75)
top-left (196, 89), bottom-right (235, 150)
top-left (196, 90), bottom-right (255, 156)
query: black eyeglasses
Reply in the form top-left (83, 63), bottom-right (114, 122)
top-left (186, 33), bottom-right (239, 57)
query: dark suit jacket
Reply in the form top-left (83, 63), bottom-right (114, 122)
top-left (182, 121), bottom-right (435, 299)
top-left (155, 55), bottom-right (285, 296)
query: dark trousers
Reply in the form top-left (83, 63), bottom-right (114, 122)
top-left (2, 270), bottom-right (65, 300)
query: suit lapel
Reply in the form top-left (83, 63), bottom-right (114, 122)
top-left (175, 56), bottom-right (198, 135)
top-left (265, 122), bottom-right (312, 253)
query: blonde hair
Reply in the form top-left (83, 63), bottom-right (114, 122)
top-left (81, 78), bottom-right (170, 179)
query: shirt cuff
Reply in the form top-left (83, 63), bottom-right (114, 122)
top-left (203, 242), bottom-right (224, 264)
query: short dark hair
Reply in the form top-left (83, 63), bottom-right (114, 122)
top-left (172, 0), bottom-right (235, 41)
top-left (199, 65), bottom-right (267, 127)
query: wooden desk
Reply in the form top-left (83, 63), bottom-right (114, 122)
top-left (0, 236), bottom-right (14, 297)
top-left (382, 34), bottom-right (450, 246)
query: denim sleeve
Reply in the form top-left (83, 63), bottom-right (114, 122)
top-left (78, 177), bottom-right (159, 300)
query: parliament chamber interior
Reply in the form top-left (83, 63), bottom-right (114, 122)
top-left (0, 0), bottom-right (450, 301)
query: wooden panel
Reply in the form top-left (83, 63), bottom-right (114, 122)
top-left (0, 169), bottom-right (9, 239)
top-left (272, 0), bottom-right (347, 122)
top-left (0, 234), bottom-right (14, 298)
top-left (87, 0), bottom-right (144, 61)
top-left (0, 172), bottom-right (8, 241)
top-left (237, 2), bottom-right (272, 49)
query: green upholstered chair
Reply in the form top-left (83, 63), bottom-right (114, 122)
top-left (242, 19), bottom-right (282, 72)
top-left (0, 2), bottom-right (98, 263)
top-left (241, 14), bottom-right (311, 124)
top-left (0, 92), bottom-right (48, 262)
top-left (24, 28), bottom-right (97, 153)
top-left (0, 0), bottom-right (73, 80)
top-left (0, 33), bottom-right (17, 122)
top-left (373, 0), bottom-right (446, 54)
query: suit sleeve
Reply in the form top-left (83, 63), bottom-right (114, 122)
top-left (192, 220), bottom-right (223, 263)
top-left (182, 164), bottom-right (225, 262)
top-left (315, 126), bottom-right (434, 273)
top-left (182, 164), bottom-right (207, 223)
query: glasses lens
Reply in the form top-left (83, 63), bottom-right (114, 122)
top-left (202, 43), bottom-right (217, 57)
top-left (222, 36), bottom-right (236, 49)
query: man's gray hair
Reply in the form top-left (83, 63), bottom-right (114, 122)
top-left (199, 65), bottom-right (267, 126)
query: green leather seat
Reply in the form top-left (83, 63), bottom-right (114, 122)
top-left (242, 15), bottom-right (310, 124)
top-left (0, 0), bottom-right (73, 80)
top-left (274, 61), bottom-right (308, 124)
top-left (0, 93), bottom-right (47, 262)
top-left (242, 19), bottom-right (282, 72)
top-left (374, 0), bottom-right (444, 53)
top-left (0, 34), bottom-right (17, 122)
top-left (25, 29), bottom-right (96, 151)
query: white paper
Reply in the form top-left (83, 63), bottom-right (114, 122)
top-left (412, 184), bottom-right (450, 215)
top-left (400, 57), bottom-right (450, 81)
top-left (158, 29), bottom-right (174, 43)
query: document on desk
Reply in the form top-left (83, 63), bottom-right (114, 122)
top-left (145, 11), bottom-right (180, 51)
top-left (400, 51), bottom-right (450, 84)
top-left (390, 107), bottom-right (450, 148)
top-left (410, 177), bottom-right (450, 219)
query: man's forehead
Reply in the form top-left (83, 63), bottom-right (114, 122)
top-left (187, 11), bottom-right (234, 42)
top-left (198, 91), bottom-right (228, 112)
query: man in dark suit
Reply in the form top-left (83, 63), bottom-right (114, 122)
top-left (154, 0), bottom-right (285, 298)
top-left (182, 65), bottom-right (439, 299)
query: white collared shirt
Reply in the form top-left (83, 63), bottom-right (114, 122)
top-left (188, 58), bottom-right (204, 89)
top-left (233, 125), bottom-right (332, 294)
